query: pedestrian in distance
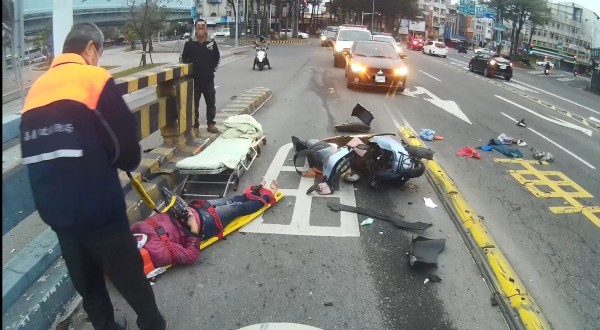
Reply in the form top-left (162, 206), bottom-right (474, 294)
top-left (20, 22), bottom-right (167, 330)
top-left (181, 19), bottom-right (221, 133)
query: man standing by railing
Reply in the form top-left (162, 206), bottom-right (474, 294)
top-left (182, 18), bottom-right (221, 133)
top-left (20, 22), bottom-right (167, 330)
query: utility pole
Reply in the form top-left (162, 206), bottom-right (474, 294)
top-left (235, 0), bottom-right (239, 48)
top-left (371, 0), bottom-right (374, 32)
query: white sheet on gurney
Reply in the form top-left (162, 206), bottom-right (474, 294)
top-left (176, 115), bottom-right (263, 170)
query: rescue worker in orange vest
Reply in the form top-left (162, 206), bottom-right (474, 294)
top-left (20, 22), bottom-right (167, 330)
top-left (131, 178), bottom-right (279, 269)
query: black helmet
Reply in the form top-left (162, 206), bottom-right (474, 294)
top-left (259, 35), bottom-right (266, 42)
top-left (160, 187), bottom-right (189, 223)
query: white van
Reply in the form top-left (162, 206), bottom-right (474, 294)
top-left (333, 26), bottom-right (372, 67)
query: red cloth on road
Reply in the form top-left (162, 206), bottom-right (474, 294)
top-left (456, 146), bottom-right (481, 159)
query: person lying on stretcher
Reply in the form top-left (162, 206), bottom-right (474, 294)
top-left (131, 178), bottom-right (280, 268)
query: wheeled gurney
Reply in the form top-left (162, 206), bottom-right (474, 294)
top-left (176, 115), bottom-right (266, 199)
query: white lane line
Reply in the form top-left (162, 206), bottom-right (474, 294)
top-left (495, 95), bottom-right (592, 137)
top-left (418, 70), bottom-right (441, 82)
top-left (510, 79), bottom-right (600, 115)
top-left (447, 57), bottom-right (469, 65)
top-left (500, 112), bottom-right (596, 169)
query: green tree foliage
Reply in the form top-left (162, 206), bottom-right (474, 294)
top-left (124, 0), bottom-right (168, 65)
top-left (505, 0), bottom-right (549, 58)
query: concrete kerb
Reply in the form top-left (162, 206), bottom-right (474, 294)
top-left (397, 126), bottom-right (550, 330)
top-left (47, 86), bottom-right (273, 329)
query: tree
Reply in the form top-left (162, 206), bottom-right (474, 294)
top-left (505, 0), bottom-right (549, 58)
top-left (31, 24), bottom-right (52, 57)
top-left (101, 26), bottom-right (118, 41)
top-left (480, 0), bottom-right (512, 51)
top-left (124, 0), bottom-right (168, 66)
top-left (378, 0), bottom-right (421, 34)
top-left (527, 4), bottom-right (551, 48)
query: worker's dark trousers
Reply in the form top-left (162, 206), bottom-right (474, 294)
top-left (56, 227), bottom-right (166, 330)
top-left (194, 79), bottom-right (217, 127)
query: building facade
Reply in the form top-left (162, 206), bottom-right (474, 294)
top-left (418, 0), bottom-right (448, 39)
top-left (530, 1), bottom-right (598, 64)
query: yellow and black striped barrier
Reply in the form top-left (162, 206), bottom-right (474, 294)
top-left (114, 64), bottom-right (195, 192)
top-left (398, 126), bottom-right (550, 330)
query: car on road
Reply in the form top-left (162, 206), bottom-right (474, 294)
top-left (407, 39), bottom-right (424, 51)
top-left (30, 54), bottom-right (48, 64)
top-left (321, 28), bottom-right (338, 47)
top-left (422, 41), bottom-right (448, 57)
top-left (212, 28), bottom-right (231, 39)
top-left (371, 35), bottom-right (407, 59)
top-left (333, 26), bottom-right (372, 67)
top-left (474, 47), bottom-right (493, 55)
top-left (469, 53), bottom-right (513, 81)
top-left (536, 60), bottom-right (555, 69)
top-left (345, 40), bottom-right (408, 93)
top-left (281, 29), bottom-right (309, 39)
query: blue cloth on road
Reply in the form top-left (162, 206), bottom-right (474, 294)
top-left (488, 145), bottom-right (523, 158)
top-left (479, 145), bottom-right (494, 151)
top-left (420, 129), bottom-right (436, 141)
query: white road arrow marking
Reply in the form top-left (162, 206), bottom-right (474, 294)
top-left (403, 86), bottom-right (472, 124)
top-left (495, 95), bottom-right (592, 137)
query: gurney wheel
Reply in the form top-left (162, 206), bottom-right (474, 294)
top-left (262, 138), bottom-right (267, 145)
top-left (233, 184), bottom-right (238, 191)
top-left (256, 146), bottom-right (261, 156)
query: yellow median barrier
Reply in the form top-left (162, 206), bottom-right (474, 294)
top-left (398, 126), bottom-right (550, 330)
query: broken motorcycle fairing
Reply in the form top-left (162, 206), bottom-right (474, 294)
top-left (292, 134), bottom-right (433, 194)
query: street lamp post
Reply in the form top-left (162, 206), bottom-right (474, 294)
top-left (371, 0), bottom-right (374, 32)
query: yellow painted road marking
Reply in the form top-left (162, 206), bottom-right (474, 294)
top-left (398, 126), bottom-right (550, 330)
top-left (495, 158), bottom-right (600, 227)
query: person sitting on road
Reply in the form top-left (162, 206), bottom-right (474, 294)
top-left (131, 178), bottom-right (279, 268)
top-left (253, 35), bottom-right (271, 70)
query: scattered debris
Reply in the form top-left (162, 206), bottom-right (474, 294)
top-left (423, 197), bottom-right (438, 208)
top-left (426, 273), bottom-right (442, 283)
top-left (408, 202), bottom-right (414, 205)
top-left (433, 135), bottom-right (444, 140)
top-left (478, 215), bottom-right (485, 221)
top-left (516, 139), bottom-right (527, 147)
top-left (531, 148), bottom-right (554, 162)
top-left (324, 302), bottom-right (334, 306)
top-left (287, 201), bottom-right (293, 207)
top-left (409, 236), bottom-right (446, 267)
top-left (424, 278), bottom-right (430, 284)
top-left (48, 249), bottom-right (53, 254)
top-left (327, 201), bottom-right (432, 230)
top-left (419, 129), bottom-right (436, 141)
top-left (335, 103), bottom-right (374, 133)
top-left (456, 146), bottom-right (481, 159)
top-left (497, 133), bottom-right (514, 145)
top-left (490, 296), bottom-right (499, 306)
top-left (360, 218), bottom-right (374, 226)
top-left (11, 248), bottom-right (16, 253)
top-left (379, 232), bottom-right (384, 235)
top-left (488, 144), bottom-right (523, 158)
top-left (516, 119), bottom-right (527, 127)
top-left (343, 172), bottom-right (360, 182)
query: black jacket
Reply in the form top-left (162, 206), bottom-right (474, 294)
top-left (20, 53), bottom-right (141, 235)
top-left (182, 39), bottom-right (220, 84)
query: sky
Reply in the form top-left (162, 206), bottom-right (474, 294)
top-left (449, 0), bottom-right (600, 16)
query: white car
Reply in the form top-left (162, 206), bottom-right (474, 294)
top-left (536, 61), bottom-right (555, 69)
top-left (30, 55), bottom-right (48, 64)
top-left (333, 27), bottom-right (372, 67)
top-left (372, 35), bottom-right (407, 59)
top-left (474, 47), bottom-right (493, 55)
top-left (281, 29), bottom-right (309, 39)
top-left (212, 28), bottom-right (231, 39)
top-left (423, 41), bottom-right (448, 57)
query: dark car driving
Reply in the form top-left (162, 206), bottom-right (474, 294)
top-left (408, 39), bottom-right (424, 51)
top-left (345, 40), bottom-right (408, 93)
top-left (468, 53), bottom-right (513, 81)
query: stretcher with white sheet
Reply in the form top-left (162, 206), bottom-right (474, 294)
top-left (176, 115), bottom-right (266, 198)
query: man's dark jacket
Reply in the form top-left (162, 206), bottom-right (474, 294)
top-left (181, 39), bottom-right (220, 84)
top-left (20, 53), bottom-right (141, 235)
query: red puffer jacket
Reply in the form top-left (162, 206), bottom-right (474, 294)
top-left (131, 208), bottom-right (202, 267)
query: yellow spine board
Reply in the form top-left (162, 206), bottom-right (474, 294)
top-left (199, 192), bottom-right (285, 250)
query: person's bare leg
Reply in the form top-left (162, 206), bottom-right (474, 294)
top-left (269, 180), bottom-right (280, 194)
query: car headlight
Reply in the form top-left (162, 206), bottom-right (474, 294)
top-left (394, 67), bottom-right (408, 75)
top-left (321, 35), bottom-right (326, 41)
top-left (335, 44), bottom-right (344, 52)
top-left (490, 59), bottom-right (497, 65)
top-left (510, 62), bottom-right (513, 67)
top-left (351, 63), bottom-right (366, 73)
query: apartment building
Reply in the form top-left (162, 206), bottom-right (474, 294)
top-left (530, 1), bottom-right (598, 63)
top-left (418, 0), bottom-right (449, 39)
